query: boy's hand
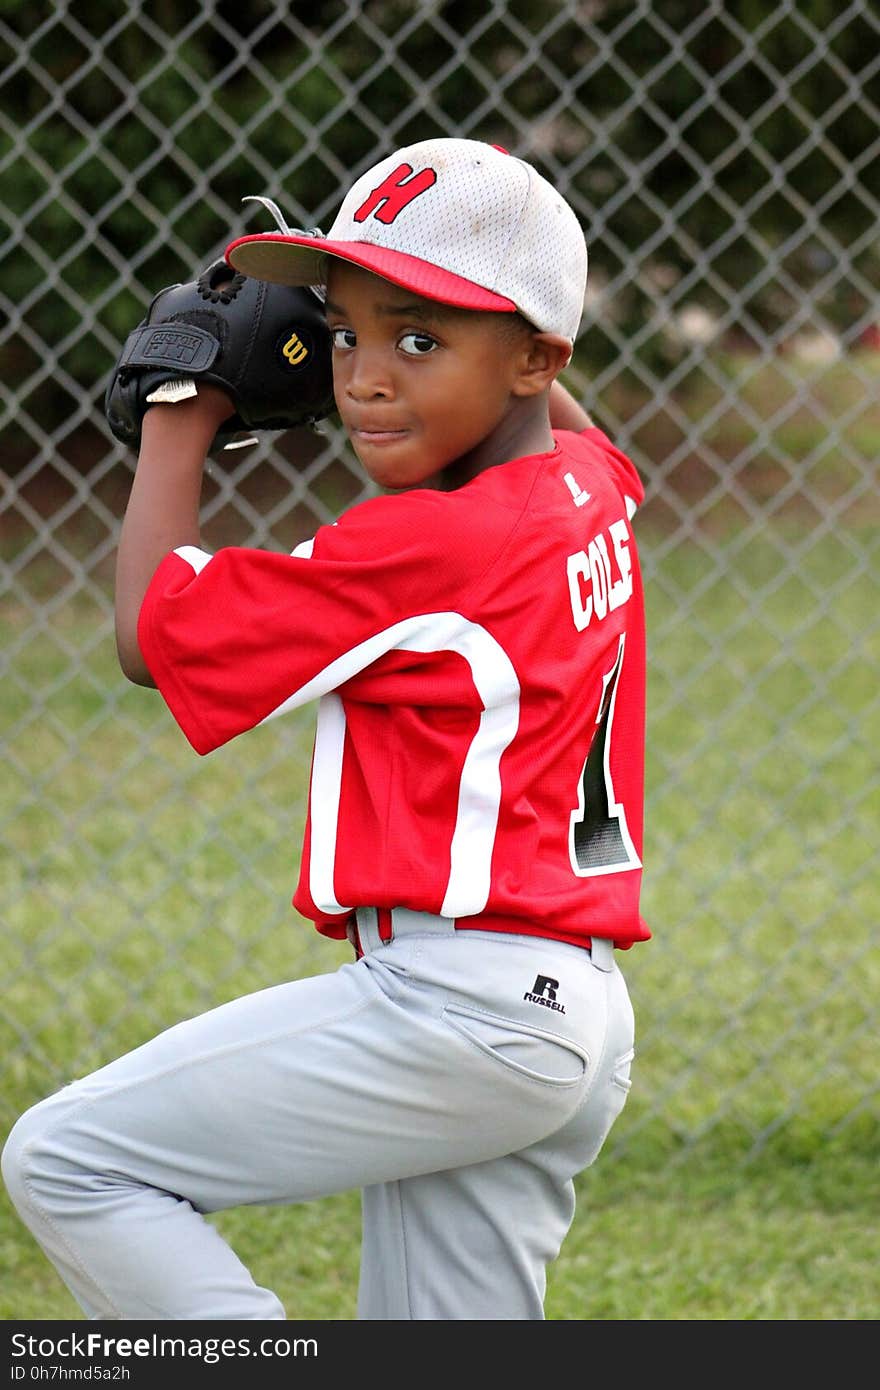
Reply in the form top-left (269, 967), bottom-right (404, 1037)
top-left (105, 258), bottom-right (336, 453)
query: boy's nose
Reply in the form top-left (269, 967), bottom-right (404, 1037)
top-left (343, 350), bottom-right (394, 402)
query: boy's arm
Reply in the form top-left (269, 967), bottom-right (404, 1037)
top-left (114, 385), bottom-right (234, 687)
top-left (549, 379), bottom-right (594, 432)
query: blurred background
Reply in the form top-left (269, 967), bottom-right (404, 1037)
top-left (2, 0), bottom-right (878, 1319)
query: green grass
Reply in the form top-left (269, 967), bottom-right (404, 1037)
top-left (2, 353), bottom-right (878, 1318)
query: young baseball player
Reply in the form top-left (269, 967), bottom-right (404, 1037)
top-left (2, 138), bottom-right (650, 1321)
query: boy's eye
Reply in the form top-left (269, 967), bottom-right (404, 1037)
top-left (399, 332), bottom-right (437, 356)
top-left (330, 327), bottom-right (357, 350)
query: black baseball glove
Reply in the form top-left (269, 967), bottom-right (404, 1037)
top-left (104, 259), bottom-right (335, 451)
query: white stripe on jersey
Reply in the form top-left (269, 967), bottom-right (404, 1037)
top-left (310, 691), bottom-right (347, 913)
top-left (256, 611), bottom-right (520, 918)
top-left (173, 545), bottom-right (213, 573)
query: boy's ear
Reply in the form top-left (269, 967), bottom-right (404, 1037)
top-left (513, 332), bottom-right (574, 397)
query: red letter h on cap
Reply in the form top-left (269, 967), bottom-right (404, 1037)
top-left (354, 163), bottom-right (437, 225)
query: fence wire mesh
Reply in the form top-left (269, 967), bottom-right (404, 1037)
top-left (1, 1), bottom-right (878, 1161)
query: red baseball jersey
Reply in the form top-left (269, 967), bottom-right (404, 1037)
top-left (138, 427), bottom-right (651, 950)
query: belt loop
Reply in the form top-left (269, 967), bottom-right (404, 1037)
top-left (355, 907), bottom-right (458, 955)
top-left (355, 907), bottom-right (385, 955)
top-left (590, 937), bottom-right (614, 972)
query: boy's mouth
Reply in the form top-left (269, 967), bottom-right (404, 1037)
top-left (351, 426), bottom-right (410, 446)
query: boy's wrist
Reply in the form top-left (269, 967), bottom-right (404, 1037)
top-left (140, 383), bottom-right (236, 452)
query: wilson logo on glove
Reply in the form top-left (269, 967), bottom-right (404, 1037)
top-left (281, 332), bottom-right (310, 367)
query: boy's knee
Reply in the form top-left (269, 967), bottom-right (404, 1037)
top-left (2, 1105), bottom-right (42, 1213)
top-left (2, 1094), bottom-right (73, 1217)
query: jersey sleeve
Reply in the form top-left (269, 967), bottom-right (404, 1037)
top-left (136, 492), bottom-right (496, 756)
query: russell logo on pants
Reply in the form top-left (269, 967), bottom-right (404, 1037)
top-left (523, 975), bottom-right (566, 1014)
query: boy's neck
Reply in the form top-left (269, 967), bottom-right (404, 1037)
top-left (426, 397), bottom-right (556, 493)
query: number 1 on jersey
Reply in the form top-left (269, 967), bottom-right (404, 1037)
top-left (569, 634), bottom-right (641, 877)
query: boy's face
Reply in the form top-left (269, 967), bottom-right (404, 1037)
top-left (323, 262), bottom-right (541, 490)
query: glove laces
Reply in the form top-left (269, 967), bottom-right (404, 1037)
top-left (240, 195), bottom-right (324, 241)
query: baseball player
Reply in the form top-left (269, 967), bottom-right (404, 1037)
top-left (2, 138), bottom-right (650, 1321)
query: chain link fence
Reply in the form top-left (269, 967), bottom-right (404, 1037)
top-left (2, 1), bottom-right (878, 1163)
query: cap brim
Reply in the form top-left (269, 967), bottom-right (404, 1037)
top-left (225, 233), bottom-right (517, 314)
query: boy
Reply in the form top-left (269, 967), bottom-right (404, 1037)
top-left (2, 138), bottom-right (649, 1320)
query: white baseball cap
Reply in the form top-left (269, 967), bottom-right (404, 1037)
top-left (225, 137), bottom-right (588, 343)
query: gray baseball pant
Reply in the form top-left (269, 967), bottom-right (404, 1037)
top-left (2, 909), bottom-right (635, 1320)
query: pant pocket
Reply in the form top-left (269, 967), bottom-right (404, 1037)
top-left (442, 1003), bottom-right (587, 1086)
